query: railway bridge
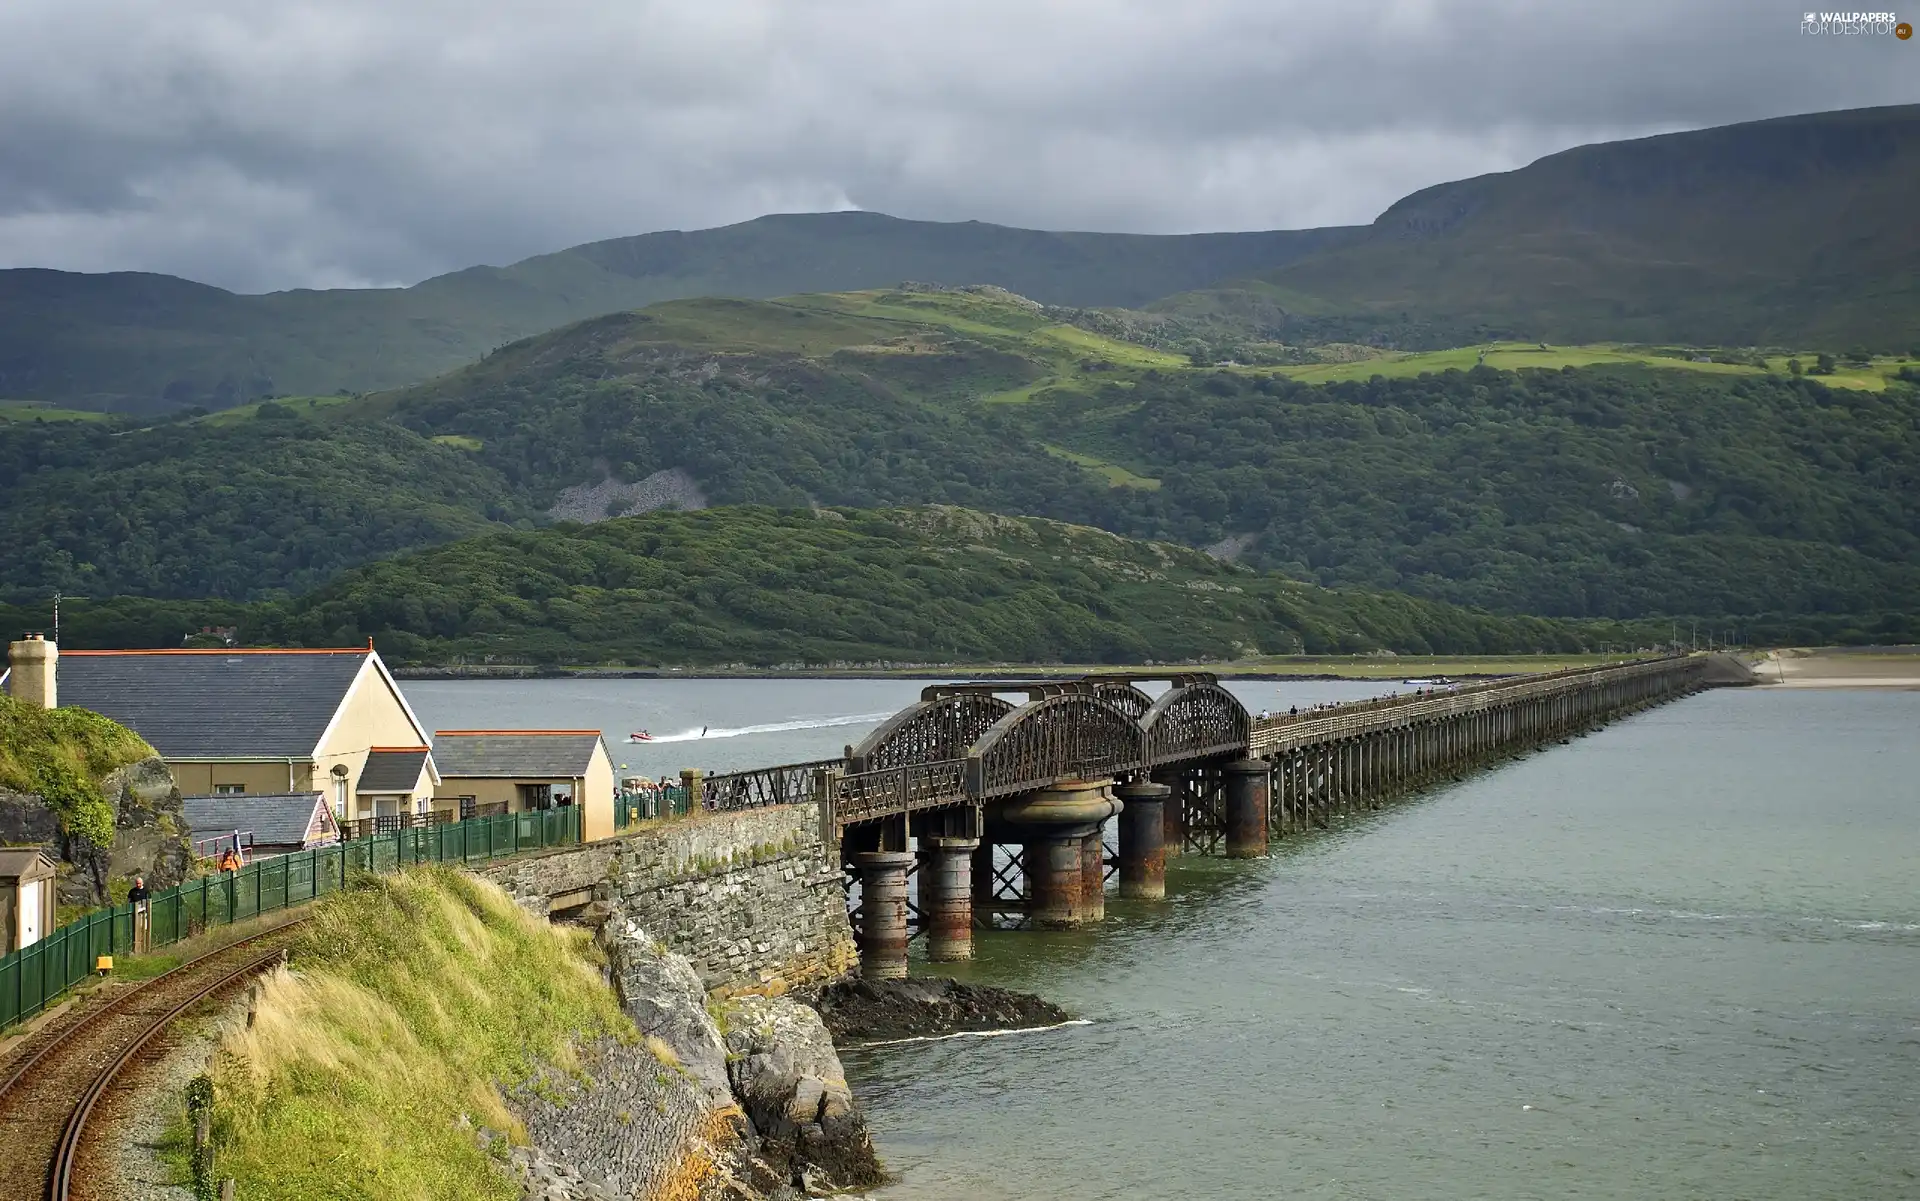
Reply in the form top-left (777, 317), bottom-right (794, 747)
top-left (689, 655), bottom-right (1720, 979)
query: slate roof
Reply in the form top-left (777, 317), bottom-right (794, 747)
top-left (433, 731), bottom-right (606, 778)
top-left (182, 792), bottom-right (336, 849)
top-left (0, 848), bottom-right (57, 882)
top-left (55, 650), bottom-right (373, 758)
top-left (358, 748), bottom-right (431, 792)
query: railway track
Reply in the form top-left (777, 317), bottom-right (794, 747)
top-left (0, 923), bottom-right (305, 1201)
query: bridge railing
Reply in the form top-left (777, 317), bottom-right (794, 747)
top-left (0, 805), bottom-right (581, 1032)
top-left (1249, 656), bottom-right (1696, 755)
top-left (701, 759), bottom-right (841, 811)
top-left (836, 759), bottom-right (970, 823)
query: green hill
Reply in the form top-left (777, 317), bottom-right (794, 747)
top-left (1156, 105), bottom-right (1920, 350)
top-left (132, 506), bottom-right (1652, 665)
top-left (1, 286), bottom-right (1913, 630)
top-left (0, 213), bottom-right (1349, 412)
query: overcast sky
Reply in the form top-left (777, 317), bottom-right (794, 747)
top-left (2, 1), bottom-right (1913, 292)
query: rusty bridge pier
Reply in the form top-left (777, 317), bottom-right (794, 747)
top-left (1114, 780), bottom-right (1169, 898)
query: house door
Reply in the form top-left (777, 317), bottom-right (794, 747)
top-left (19, 879), bottom-right (43, 948)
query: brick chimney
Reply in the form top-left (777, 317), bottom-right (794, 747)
top-left (6, 635), bottom-right (57, 709)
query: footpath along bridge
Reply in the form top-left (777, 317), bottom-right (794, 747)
top-left (686, 654), bottom-right (1735, 978)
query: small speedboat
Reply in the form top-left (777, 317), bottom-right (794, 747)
top-left (1402, 677), bottom-right (1455, 687)
top-left (629, 730), bottom-right (654, 742)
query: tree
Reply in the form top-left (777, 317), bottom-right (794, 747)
top-left (1787, 358), bottom-right (1803, 377)
top-left (1813, 353), bottom-right (1836, 375)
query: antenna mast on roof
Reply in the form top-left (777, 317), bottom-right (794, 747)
top-left (52, 592), bottom-right (86, 646)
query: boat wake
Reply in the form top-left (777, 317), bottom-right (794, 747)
top-left (635, 711), bottom-right (894, 744)
top-left (849, 1019), bottom-right (1093, 1049)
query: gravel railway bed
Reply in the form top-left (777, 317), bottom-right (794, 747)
top-left (0, 925), bottom-right (305, 1201)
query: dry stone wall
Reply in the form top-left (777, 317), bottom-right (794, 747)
top-left (481, 804), bottom-right (856, 996)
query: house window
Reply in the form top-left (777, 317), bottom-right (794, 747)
top-left (331, 768), bottom-right (350, 818)
top-left (458, 795), bottom-right (477, 820)
top-left (518, 783), bottom-right (553, 811)
top-left (213, 784), bottom-right (246, 795)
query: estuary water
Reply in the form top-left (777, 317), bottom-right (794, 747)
top-left (406, 679), bottom-right (1920, 1200)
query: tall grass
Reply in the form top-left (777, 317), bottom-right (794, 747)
top-left (211, 867), bottom-right (632, 1199)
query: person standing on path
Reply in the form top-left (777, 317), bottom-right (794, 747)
top-left (127, 875), bottom-right (151, 953)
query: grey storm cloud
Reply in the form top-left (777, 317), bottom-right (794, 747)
top-left (0, 0), bottom-right (1913, 292)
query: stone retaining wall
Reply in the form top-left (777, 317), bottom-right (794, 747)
top-left (481, 804), bottom-right (856, 996)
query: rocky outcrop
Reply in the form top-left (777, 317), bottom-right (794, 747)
top-left (723, 995), bottom-right (884, 1195)
top-left (2, 755), bottom-right (190, 908)
top-left (512, 919), bottom-right (882, 1200)
top-left (813, 976), bottom-right (1070, 1044)
top-left (92, 757), bottom-right (192, 897)
top-left (604, 918), bottom-right (735, 1110)
top-left (546, 469), bottom-right (708, 524)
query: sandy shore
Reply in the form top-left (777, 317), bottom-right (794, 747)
top-left (1757, 650), bottom-right (1920, 689)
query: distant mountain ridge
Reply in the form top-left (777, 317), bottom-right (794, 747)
top-left (1157, 104), bottom-right (1920, 348)
top-left (0, 213), bottom-right (1352, 411)
top-left (4, 104), bottom-right (1917, 412)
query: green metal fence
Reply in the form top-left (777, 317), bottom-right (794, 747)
top-left (614, 785), bottom-right (691, 828)
top-left (0, 805), bottom-right (580, 1031)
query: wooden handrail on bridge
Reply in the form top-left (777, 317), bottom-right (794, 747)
top-left (1248, 655), bottom-right (1699, 756)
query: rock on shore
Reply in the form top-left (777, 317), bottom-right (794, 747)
top-left (509, 919), bottom-right (884, 1200)
top-left (812, 976), bottom-right (1069, 1044)
top-left (723, 995), bottom-right (885, 1195)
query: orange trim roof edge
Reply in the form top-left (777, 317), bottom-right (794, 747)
top-left (61, 647), bottom-right (373, 656)
top-left (434, 729), bottom-right (602, 736)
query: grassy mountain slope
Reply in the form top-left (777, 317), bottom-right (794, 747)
top-left (1157, 105), bottom-right (1920, 349)
top-left (0, 213), bottom-right (1349, 411)
top-left (2, 286), bottom-right (1913, 627)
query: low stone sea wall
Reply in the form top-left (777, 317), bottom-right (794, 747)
top-left (481, 803), bottom-right (857, 996)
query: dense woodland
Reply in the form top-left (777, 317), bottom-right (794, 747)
top-left (1033, 366), bottom-right (1920, 619)
top-left (1, 342), bottom-right (1915, 645)
top-left (2, 507), bottom-right (1680, 665)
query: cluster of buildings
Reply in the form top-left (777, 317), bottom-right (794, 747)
top-left (2, 636), bottom-right (619, 947)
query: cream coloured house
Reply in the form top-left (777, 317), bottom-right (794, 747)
top-left (5, 639), bottom-right (438, 825)
top-left (432, 730), bottom-right (615, 841)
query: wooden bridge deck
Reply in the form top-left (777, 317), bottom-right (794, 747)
top-left (691, 656), bottom-right (1708, 828)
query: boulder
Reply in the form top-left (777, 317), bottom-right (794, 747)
top-left (599, 919), bottom-right (734, 1108)
top-left (724, 995), bottom-right (884, 1194)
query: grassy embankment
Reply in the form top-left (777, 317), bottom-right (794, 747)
top-left (190, 868), bottom-right (633, 1199)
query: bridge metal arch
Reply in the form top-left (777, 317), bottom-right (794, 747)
top-left (965, 694), bottom-right (1145, 800)
top-left (849, 692), bottom-right (1015, 772)
top-left (1090, 682), bottom-right (1156, 723)
top-left (1140, 681), bottom-right (1251, 767)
